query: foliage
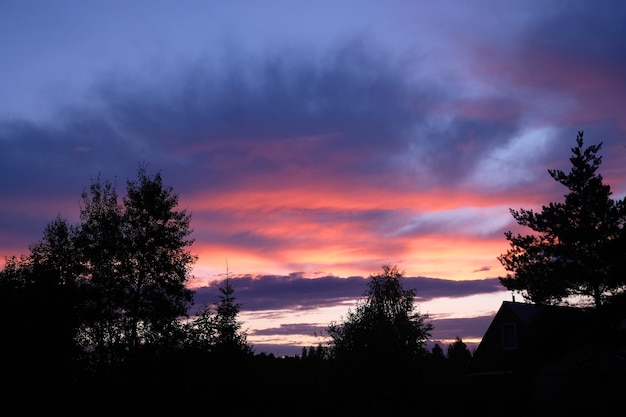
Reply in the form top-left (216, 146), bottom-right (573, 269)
top-left (72, 167), bottom-right (197, 360)
top-left (119, 167), bottom-right (196, 351)
top-left (301, 343), bottom-right (328, 361)
top-left (326, 264), bottom-right (433, 365)
top-left (1, 166), bottom-right (198, 369)
top-left (447, 336), bottom-right (472, 372)
top-left (184, 304), bottom-right (217, 350)
top-left (498, 131), bottom-right (626, 307)
top-left (185, 273), bottom-right (252, 357)
top-left (73, 176), bottom-right (127, 362)
top-left (211, 276), bottom-right (253, 357)
top-left (0, 219), bottom-right (83, 398)
top-left (431, 343), bottom-right (445, 361)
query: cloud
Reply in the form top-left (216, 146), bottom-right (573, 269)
top-left (252, 323), bottom-right (324, 337)
top-left (428, 315), bottom-right (495, 350)
top-left (0, 39), bottom-right (540, 279)
top-left (1, 35), bottom-right (559, 208)
top-left (1, 42), bottom-right (437, 204)
top-left (207, 274), bottom-right (502, 356)
top-left (393, 206), bottom-right (513, 238)
top-left (472, 0), bottom-right (626, 135)
top-left (190, 274), bottom-right (504, 314)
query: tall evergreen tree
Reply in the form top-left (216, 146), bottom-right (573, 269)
top-left (498, 131), bottom-right (626, 306)
top-left (212, 272), bottom-right (252, 357)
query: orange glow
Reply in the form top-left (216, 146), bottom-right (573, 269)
top-left (187, 227), bottom-right (511, 288)
top-left (182, 183), bottom-right (543, 213)
top-left (173, 176), bottom-right (529, 287)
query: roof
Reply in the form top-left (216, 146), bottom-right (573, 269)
top-left (465, 300), bottom-right (590, 377)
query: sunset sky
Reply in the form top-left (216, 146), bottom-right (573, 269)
top-left (2, 1), bottom-right (626, 356)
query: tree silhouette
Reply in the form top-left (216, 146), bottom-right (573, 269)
top-left (121, 166), bottom-right (196, 352)
top-left (10, 166), bottom-right (200, 365)
top-left (326, 264), bottom-right (433, 365)
top-left (498, 131), bottom-right (626, 306)
top-left (431, 343), bottom-right (445, 361)
top-left (27, 217), bottom-right (82, 359)
top-left (185, 303), bottom-right (217, 351)
top-left (74, 176), bottom-right (126, 364)
top-left (211, 273), bottom-right (252, 357)
top-left (429, 343), bottom-right (447, 375)
top-left (0, 218), bottom-right (82, 410)
top-left (447, 336), bottom-right (472, 373)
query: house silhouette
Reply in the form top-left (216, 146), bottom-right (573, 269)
top-left (465, 300), bottom-right (626, 416)
top-left (466, 300), bottom-right (589, 378)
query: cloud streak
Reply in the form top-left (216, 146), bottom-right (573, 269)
top-left (191, 275), bottom-right (504, 313)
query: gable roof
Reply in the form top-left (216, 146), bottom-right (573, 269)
top-left (465, 300), bottom-right (590, 377)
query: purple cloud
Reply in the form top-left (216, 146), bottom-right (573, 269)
top-left (191, 275), bottom-right (504, 314)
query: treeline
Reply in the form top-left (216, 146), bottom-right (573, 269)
top-left (0, 166), bottom-right (474, 415)
top-left (2, 132), bottom-right (626, 415)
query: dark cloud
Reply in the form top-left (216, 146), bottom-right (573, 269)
top-left (501, 0), bottom-right (626, 148)
top-left (411, 277), bottom-right (504, 300)
top-left (192, 274), bottom-right (364, 313)
top-left (83, 43), bottom-right (437, 191)
top-left (430, 315), bottom-right (494, 341)
top-left (190, 274), bottom-right (503, 314)
top-left (0, 118), bottom-right (123, 197)
top-left (251, 323), bottom-right (325, 337)
top-left (415, 115), bottom-right (524, 186)
top-left (525, 1), bottom-right (626, 78)
top-left (253, 343), bottom-right (307, 357)
top-left (1, 38), bottom-right (524, 207)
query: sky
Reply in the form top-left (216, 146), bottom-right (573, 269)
top-left (2, 0), bottom-right (626, 356)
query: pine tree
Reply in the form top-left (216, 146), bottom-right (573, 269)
top-left (499, 132), bottom-right (626, 306)
top-left (212, 264), bottom-right (252, 357)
